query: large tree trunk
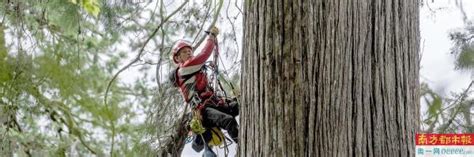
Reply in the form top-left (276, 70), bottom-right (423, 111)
top-left (241, 0), bottom-right (420, 156)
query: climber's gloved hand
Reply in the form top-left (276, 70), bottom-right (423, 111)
top-left (206, 26), bottom-right (219, 37)
top-left (210, 26), bottom-right (219, 36)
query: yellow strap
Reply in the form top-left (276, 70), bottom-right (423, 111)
top-left (189, 109), bottom-right (206, 134)
top-left (208, 127), bottom-right (225, 146)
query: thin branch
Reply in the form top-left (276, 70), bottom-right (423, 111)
top-left (104, 2), bottom-right (188, 155)
top-left (155, 27), bottom-right (165, 89)
top-left (104, 0), bottom-right (189, 106)
top-left (443, 81), bottom-right (473, 111)
top-left (234, 0), bottom-right (243, 16)
top-left (156, 0), bottom-right (166, 89)
top-left (454, 0), bottom-right (468, 24)
top-left (9, 114), bottom-right (32, 157)
top-left (462, 100), bottom-right (473, 132)
top-left (440, 80), bottom-right (474, 133)
top-left (145, 0), bottom-right (161, 25)
top-left (27, 87), bottom-right (98, 155)
top-left (426, 112), bottom-right (439, 132)
top-left (191, 0), bottom-right (212, 44)
top-left (225, 0), bottom-right (240, 58)
top-left (193, 0), bottom-right (223, 48)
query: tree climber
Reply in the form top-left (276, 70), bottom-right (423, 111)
top-left (169, 26), bottom-right (239, 153)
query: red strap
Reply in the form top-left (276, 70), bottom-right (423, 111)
top-left (196, 94), bottom-right (215, 110)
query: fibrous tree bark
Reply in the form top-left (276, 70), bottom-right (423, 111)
top-left (241, 0), bottom-right (420, 156)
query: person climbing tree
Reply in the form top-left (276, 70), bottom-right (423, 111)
top-left (169, 26), bottom-right (239, 153)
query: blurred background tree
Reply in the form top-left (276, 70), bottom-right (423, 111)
top-left (420, 0), bottom-right (473, 134)
top-left (0, 0), bottom-right (241, 156)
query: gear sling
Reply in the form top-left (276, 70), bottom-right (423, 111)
top-left (171, 65), bottom-right (239, 144)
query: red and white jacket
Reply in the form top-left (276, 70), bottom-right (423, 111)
top-left (177, 38), bottom-right (215, 102)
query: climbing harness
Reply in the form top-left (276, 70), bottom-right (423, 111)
top-left (182, 31), bottom-right (239, 157)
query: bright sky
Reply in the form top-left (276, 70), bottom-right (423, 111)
top-left (420, 0), bottom-right (473, 96)
top-left (418, 0), bottom-right (474, 132)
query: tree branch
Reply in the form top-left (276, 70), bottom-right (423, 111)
top-left (192, 0), bottom-right (223, 48)
top-left (104, 1), bottom-right (188, 155)
top-left (225, 0), bottom-right (240, 59)
top-left (157, 103), bottom-right (191, 156)
top-left (454, 0), bottom-right (468, 24)
top-left (9, 113), bottom-right (32, 157)
top-left (104, 0), bottom-right (189, 106)
top-left (439, 80), bottom-right (473, 133)
top-left (191, 0), bottom-right (212, 44)
top-left (155, 0), bottom-right (166, 89)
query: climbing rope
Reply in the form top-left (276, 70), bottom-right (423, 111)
top-left (185, 31), bottom-right (236, 157)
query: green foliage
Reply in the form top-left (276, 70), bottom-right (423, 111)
top-left (430, 5), bottom-right (474, 133)
top-left (1, 0), bottom-right (242, 156)
top-left (449, 22), bottom-right (474, 72)
top-left (0, 25), bottom-right (12, 82)
top-left (421, 82), bottom-right (473, 133)
top-left (421, 83), bottom-right (442, 126)
top-left (69, 0), bottom-right (101, 17)
top-left (0, 0), bottom-right (134, 155)
top-left (47, 0), bottom-right (81, 36)
top-left (427, 94), bottom-right (442, 125)
top-left (457, 45), bottom-right (474, 70)
top-left (81, 0), bottom-right (101, 17)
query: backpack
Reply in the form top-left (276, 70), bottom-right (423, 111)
top-left (169, 67), bottom-right (180, 87)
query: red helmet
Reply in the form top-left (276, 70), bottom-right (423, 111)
top-left (171, 40), bottom-right (192, 64)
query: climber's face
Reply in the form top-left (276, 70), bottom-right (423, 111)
top-left (176, 47), bottom-right (193, 63)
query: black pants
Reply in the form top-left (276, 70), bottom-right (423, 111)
top-left (192, 98), bottom-right (239, 152)
top-left (202, 100), bottom-right (239, 142)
